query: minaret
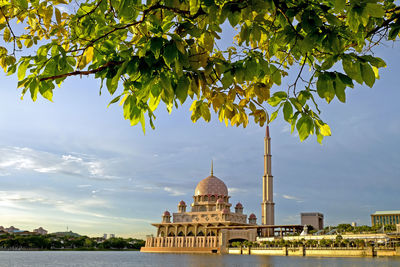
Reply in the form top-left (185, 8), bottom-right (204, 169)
top-left (261, 125), bottom-right (275, 226)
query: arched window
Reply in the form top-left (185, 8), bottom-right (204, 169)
top-left (197, 231), bottom-right (205, 236)
top-left (211, 196), bottom-right (215, 201)
top-left (177, 231), bottom-right (184, 236)
top-left (160, 231), bottom-right (165, 237)
top-left (204, 195), bottom-right (208, 201)
top-left (168, 232), bottom-right (175, 237)
top-left (187, 231), bottom-right (194, 236)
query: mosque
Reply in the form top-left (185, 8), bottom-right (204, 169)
top-left (141, 126), bottom-right (302, 253)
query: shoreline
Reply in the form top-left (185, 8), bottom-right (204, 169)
top-left (0, 248), bottom-right (141, 252)
top-left (228, 247), bottom-right (400, 257)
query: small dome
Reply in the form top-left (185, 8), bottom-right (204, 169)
top-left (235, 202), bottom-right (243, 208)
top-left (178, 200), bottom-right (186, 206)
top-left (222, 208), bottom-right (230, 214)
top-left (217, 198), bottom-right (224, 204)
top-left (195, 175), bottom-right (228, 196)
top-left (163, 211), bottom-right (170, 216)
top-left (249, 213), bottom-right (256, 219)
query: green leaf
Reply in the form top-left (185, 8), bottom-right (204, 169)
top-left (342, 57), bottom-right (363, 84)
top-left (176, 76), bottom-right (189, 104)
top-left (360, 63), bottom-right (375, 87)
top-left (365, 3), bottom-right (385, 18)
top-left (337, 72), bottom-right (354, 88)
top-left (334, 75), bottom-right (346, 103)
top-left (221, 71), bottom-right (234, 89)
top-left (270, 65), bottom-right (281, 85)
top-left (282, 101), bottom-right (293, 122)
top-left (201, 102), bottom-right (211, 122)
top-left (150, 37), bottom-right (164, 59)
top-left (269, 109), bottom-right (279, 123)
top-left (118, 0), bottom-right (139, 22)
top-left (163, 42), bottom-right (178, 67)
top-left (29, 78), bottom-right (39, 102)
top-left (334, 0), bottom-right (346, 12)
top-left (106, 75), bottom-right (119, 95)
top-left (244, 59), bottom-right (258, 79)
top-left (139, 111), bottom-right (146, 134)
top-left (296, 115), bottom-right (313, 141)
top-left (17, 60), bottom-right (29, 81)
top-left (316, 73), bottom-right (335, 103)
top-left (17, 0), bottom-right (28, 9)
top-left (228, 11), bottom-right (241, 27)
top-left (39, 82), bottom-right (54, 101)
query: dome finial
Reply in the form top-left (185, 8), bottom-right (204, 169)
top-left (211, 160), bottom-right (213, 176)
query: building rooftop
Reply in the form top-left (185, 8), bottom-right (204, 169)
top-left (372, 211), bottom-right (400, 215)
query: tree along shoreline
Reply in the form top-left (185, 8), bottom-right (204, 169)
top-left (0, 248), bottom-right (141, 251)
top-left (0, 233), bottom-right (145, 251)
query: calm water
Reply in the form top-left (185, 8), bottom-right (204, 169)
top-left (0, 251), bottom-right (399, 267)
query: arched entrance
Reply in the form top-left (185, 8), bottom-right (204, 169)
top-left (228, 238), bottom-right (248, 247)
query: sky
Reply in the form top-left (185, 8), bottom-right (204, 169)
top-left (0, 23), bottom-right (399, 240)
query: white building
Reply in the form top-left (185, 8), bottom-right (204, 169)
top-left (33, 227), bottom-right (48, 235)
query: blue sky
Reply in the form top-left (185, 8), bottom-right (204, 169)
top-left (0, 30), bottom-right (399, 239)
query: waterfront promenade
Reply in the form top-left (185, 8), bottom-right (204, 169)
top-left (229, 246), bottom-right (400, 257)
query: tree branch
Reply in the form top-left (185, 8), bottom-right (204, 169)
top-left (0, 7), bottom-right (17, 55)
top-left (367, 11), bottom-right (400, 38)
top-left (39, 60), bottom-right (123, 81)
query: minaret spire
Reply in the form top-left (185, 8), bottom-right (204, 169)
top-left (262, 124), bottom-right (275, 231)
top-left (211, 160), bottom-right (213, 176)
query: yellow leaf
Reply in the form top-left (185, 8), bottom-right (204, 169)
top-left (55, 8), bottom-right (61, 24)
top-left (372, 66), bottom-right (380, 79)
top-left (119, 94), bottom-right (129, 106)
top-left (320, 124), bottom-right (331, 136)
top-left (3, 27), bottom-right (10, 42)
top-left (85, 46), bottom-right (94, 64)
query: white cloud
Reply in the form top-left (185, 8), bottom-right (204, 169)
top-left (77, 184), bottom-right (92, 188)
top-left (282, 194), bottom-right (304, 203)
top-left (163, 187), bottom-right (185, 196)
top-left (0, 147), bottom-right (117, 180)
top-left (228, 187), bottom-right (247, 195)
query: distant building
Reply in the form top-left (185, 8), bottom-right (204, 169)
top-left (0, 226), bottom-right (4, 231)
top-left (103, 234), bottom-right (108, 239)
top-left (371, 211), bottom-right (400, 226)
top-left (301, 212), bottom-right (324, 230)
top-left (5, 226), bottom-right (20, 233)
top-left (33, 227), bottom-right (48, 235)
top-left (52, 231), bottom-right (81, 237)
top-left (110, 234), bottom-right (115, 238)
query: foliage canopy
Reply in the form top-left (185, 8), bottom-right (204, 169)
top-left (1, 0), bottom-right (398, 141)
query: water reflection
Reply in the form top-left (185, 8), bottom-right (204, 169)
top-left (0, 251), bottom-right (399, 267)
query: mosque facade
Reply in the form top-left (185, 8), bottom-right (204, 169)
top-left (141, 126), bottom-right (301, 253)
top-left (140, 165), bottom-right (259, 253)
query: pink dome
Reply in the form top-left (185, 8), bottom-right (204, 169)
top-left (163, 211), bottom-right (170, 216)
top-left (217, 198), bottom-right (224, 204)
top-left (222, 208), bottom-right (230, 214)
top-left (195, 175), bottom-right (228, 196)
top-left (179, 200), bottom-right (186, 206)
top-left (249, 213), bottom-right (256, 219)
top-left (235, 202), bottom-right (243, 208)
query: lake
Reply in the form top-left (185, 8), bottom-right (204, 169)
top-left (0, 251), bottom-right (399, 267)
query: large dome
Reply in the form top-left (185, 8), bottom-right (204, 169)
top-left (194, 175), bottom-right (228, 196)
